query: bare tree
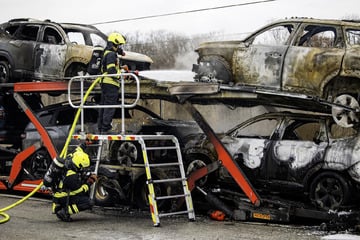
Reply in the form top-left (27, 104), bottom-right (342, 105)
top-left (124, 30), bottom-right (217, 70)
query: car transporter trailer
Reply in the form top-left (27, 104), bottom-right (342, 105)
top-left (0, 74), bottom-right (359, 230)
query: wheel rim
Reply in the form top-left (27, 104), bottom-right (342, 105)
top-left (95, 177), bottom-right (110, 200)
top-left (28, 150), bottom-right (51, 179)
top-left (313, 177), bottom-right (344, 210)
top-left (332, 94), bottom-right (360, 128)
top-left (117, 142), bottom-right (138, 165)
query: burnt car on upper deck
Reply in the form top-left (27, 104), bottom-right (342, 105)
top-left (193, 18), bottom-right (360, 128)
top-left (0, 18), bottom-right (153, 83)
top-left (184, 111), bottom-right (360, 210)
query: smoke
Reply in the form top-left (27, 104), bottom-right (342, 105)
top-left (174, 51), bottom-right (198, 70)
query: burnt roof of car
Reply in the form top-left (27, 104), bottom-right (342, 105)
top-left (60, 22), bottom-right (103, 32)
top-left (3, 18), bottom-right (103, 33)
top-left (273, 17), bottom-right (360, 26)
top-left (2, 18), bottom-right (62, 28)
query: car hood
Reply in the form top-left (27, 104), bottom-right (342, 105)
top-left (196, 40), bottom-right (243, 51)
top-left (120, 51), bottom-right (153, 64)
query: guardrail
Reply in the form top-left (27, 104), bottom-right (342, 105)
top-left (67, 73), bottom-right (140, 134)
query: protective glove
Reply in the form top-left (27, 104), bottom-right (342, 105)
top-left (40, 185), bottom-right (52, 193)
top-left (122, 65), bottom-right (129, 72)
top-left (87, 174), bottom-right (97, 185)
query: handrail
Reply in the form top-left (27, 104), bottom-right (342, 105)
top-left (67, 72), bottom-right (140, 134)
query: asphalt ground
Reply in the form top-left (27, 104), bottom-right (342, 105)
top-left (1, 193), bottom-right (360, 240)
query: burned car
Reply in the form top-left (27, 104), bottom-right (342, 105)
top-left (0, 18), bottom-right (153, 83)
top-left (20, 100), bottom-right (200, 208)
top-left (193, 18), bottom-right (360, 127)
top-left (184, 111), bottom-right (360, 210)
top-left (21, 100), bottom-right (199, 174)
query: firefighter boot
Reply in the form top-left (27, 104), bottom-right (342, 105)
top-left (56, 208), bottom-right (72, 222)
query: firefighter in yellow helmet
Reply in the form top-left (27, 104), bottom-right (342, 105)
top-left (97, 32), bottom-right (128, 134)
top-left (52, 145), bottom-right (97, 222)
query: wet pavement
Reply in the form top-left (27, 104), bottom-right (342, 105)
top-left (1, 193), bottom-right (360, 240)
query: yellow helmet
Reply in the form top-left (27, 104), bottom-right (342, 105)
top-left (71, 147), bottom-right (90, 169)
top-left (107, 32), bottom-right (126, 45)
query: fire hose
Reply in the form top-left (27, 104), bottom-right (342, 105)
top-left (0, 183), bottom-right (43, 223)
top-left (0, 77), bottom-right (101, 224)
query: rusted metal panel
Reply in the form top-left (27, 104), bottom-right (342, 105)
top-left (283, 47), bottom-right (343, 96)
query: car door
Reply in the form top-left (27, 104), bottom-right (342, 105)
top-left (34, 25), bottom-right (67, 79)
top-left (221, 117), bottom-right (280, 182)
top-left (9, 24), bottom-right (39, 75)
top-left (342, 28), bottom-right (360, 78)
top-left (282, 24), bottom-right (345, 97)
top-left (232, 23), bottom-right (296, 90)
top-left (269, 118), bottom-right (328, 184)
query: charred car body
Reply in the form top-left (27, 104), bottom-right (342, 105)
top-left (0, 18), bottom-right (153, 82)
top-left (193, 18), bottom-right (360, 128)
top-left (184, 111), bottom-right (360, 211)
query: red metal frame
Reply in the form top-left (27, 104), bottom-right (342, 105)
top-left (13, 81), bottom-right (68, 92)
top-left (8, 145), bottom-right (38, 187)
top-left (0, 82), bottom-right (65, 192)
top-left (183, 101), bottom-right (261, 206)
top-left (12, 180), bottom-right (43, 191)
top-left (0, 181), bottom-right (7, 190)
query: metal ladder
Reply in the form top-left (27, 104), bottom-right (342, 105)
top-left (137, 134), bottom-right (195, 227)
top-left (68, 73), bottom-right (195, 226)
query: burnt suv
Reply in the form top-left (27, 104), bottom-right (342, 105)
top-left (184, 111), bottom-right (360, 210)
top-left (0, 18), bottom-right (153, 82)
top-left (193, 18), bottom-right (360, 128)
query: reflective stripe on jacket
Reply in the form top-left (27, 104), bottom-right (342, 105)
top-left (101, 50), bottom-right (120, 87)
top-left (53, 170), bottom-right (89, 199)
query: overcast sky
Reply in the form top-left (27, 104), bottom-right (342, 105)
top-left (1, 0), bottom-right (359, 38)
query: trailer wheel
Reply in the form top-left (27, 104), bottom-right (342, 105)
top-left (309, 171), bottom-right (351, 210)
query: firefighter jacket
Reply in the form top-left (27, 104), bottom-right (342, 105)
top-left (101, 49), bottom-right (121, 87)
top-left (53, 169), bottom-right (90, 199)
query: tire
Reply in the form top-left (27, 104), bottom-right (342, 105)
top-left (134, 174), bottom-right (171, 210)
top-left (196, 55), bottom-right (232, 84)
top-left (0, 60), bottom-right (11, 83)
top-left (309, 171), bottom-right (351, 210)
